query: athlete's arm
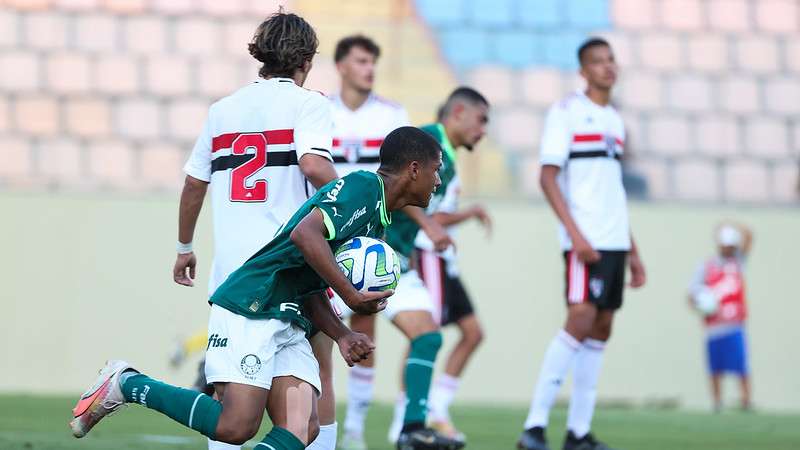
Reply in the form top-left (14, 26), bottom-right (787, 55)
top-left (304, 292), bottom-right (375, 366)
top-left (540, 165), bottom-right (599, 263)
top-left (173, 175), bottom-right (209, 286)
top-left (628, 234), bottom-right (646, 288)
top-left (403, 206), bottom-right (453, 251)
top-left (299, 153), bottom-right (339, 189)
top-left (290, 208), bottom-right (392, 314)
top-left (432, 205), bottom-right (492, 235)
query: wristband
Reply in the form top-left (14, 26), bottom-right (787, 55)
top-left (177, 241), bottom-right (193, 254)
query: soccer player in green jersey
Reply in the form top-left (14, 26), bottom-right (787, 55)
top-left (69, 126), bottom-right (443, 450)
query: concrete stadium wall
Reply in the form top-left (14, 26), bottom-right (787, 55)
top-left (2, 192), bottom-right (798, 412)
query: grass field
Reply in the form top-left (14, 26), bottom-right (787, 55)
top-left (1, 394), bottom-right (798, 450)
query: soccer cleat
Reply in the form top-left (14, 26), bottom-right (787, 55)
top-left (69, 360), bottom-right (135, 438)
top-left (396, 428), bottom-right (465, 450)
top-left (429, 420), bottom-right (466, 443)
top-left (338, 431), bottom-right (368, 450)
top-left (562, 431), bottom-right (615, 450)
top-left (517, 426), bottom-right (550, 450)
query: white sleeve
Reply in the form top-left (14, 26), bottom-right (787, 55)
top-left (688, 261), bottom-right (707, 297)
top-left (539, 103), bottom-right (570, 167)
top-left (396, 106), bottom-right (411, 128)
top-left (183, 112), bottom-right (213, 182)
top-left (295, 93), bottom-right (333, 162)
top-left (436, 174), bottom-right (460, 214)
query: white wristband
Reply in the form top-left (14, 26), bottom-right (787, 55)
top-left (177, 241), bottom-right (193, 254)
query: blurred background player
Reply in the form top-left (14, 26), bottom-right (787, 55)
top-left (330, 34), bottom-right (408, 450)
top-left (170, 12), bottom-right (339, 450)
top-left (688, 223), bottom-right (753, 412)
top-left (394, 87), bottom-right (493, 442)
top-left (330, 34), bottom-right (452, 450)
top-left (517, 38), bottom-right (646, 450)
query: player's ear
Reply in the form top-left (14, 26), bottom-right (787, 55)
top-left (409, 160), bottom-right (420, 181)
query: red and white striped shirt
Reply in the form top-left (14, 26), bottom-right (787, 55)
top-left (540, 90), bottom-right (630, 251)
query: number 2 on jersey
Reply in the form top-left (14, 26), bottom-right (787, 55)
top-left (230, 133), bottom-right (268, 202)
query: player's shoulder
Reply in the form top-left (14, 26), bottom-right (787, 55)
top-left (370, 94), bottom-right (403, 109)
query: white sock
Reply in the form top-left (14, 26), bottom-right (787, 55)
top-left (428, 373), bottom-right (461, 422)
top-left (207, 439), bottom-right (240, 450)
top-left (567, 338), bottom-right (606, 438)
top-left (524, 329), bottom-right (581, 429)
top-left (306, 422), bottom-right (337, 450)
top-left (387, 391), bottom-right (406, 444)
top-left (343, 365), bottom-right (375, 436)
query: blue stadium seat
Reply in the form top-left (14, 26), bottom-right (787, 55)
top-left (542, 31), bottom-right (586, 70)
top-left (414, 0), bottom-right (465, 27)
top-left (493, 30), bottom-right (540, 68)
top-left (440, 28), bottom-right (490, 68)
top-left (517, 0), bottom-right (562, 28)
top-left (565, 0), bottom-right (610, 28)
top-left (467, 0), bottom-right (514, 27)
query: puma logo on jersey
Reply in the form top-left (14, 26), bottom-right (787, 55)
top-left (322, 179), bottom-right (345, 203)
top-left (340, 206), bottom-right (367, 233)
top-left (331, 206), bottom-right (343, 218)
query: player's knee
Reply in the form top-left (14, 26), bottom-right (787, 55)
top-left (463, 324), bottom-right (484, 349)
top-left (306, 418), bottom-right (320, 444)
top-left (414, 330), bottom-right (443, 353)
top-left (215, 421), bottom-right (259, 445)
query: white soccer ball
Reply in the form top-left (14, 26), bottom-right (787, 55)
top-left (335, 236), bottom-right (400, 293)
top-left (693, 287), bottom-right (719, 315)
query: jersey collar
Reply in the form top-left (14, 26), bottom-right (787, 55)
top-left (376, 173), bottom-right (391, 227)
top-left (436, 123), bottom-right (457, 162)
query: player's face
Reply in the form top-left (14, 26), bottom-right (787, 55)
top-left (456, 102), bottom-right (489, 150)
top-left (719, 245), bottom-right (738, 258)
top-left (337, 46), bottom-right (377, 93)
top-left (580, 45), bottom-right (617, 90)
top-left (411, 154), bottom-right (443, 208)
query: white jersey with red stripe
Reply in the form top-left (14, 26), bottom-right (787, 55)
top-left (184, 77), bottom-right (333, 295)
top-left (329, 93), bottom-right (410, 176)
top-left (540, 90), bottom-right (630, 251)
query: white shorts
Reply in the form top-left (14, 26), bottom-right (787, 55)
top-left (205, 304), bottom-right (321, 393)
top-left (330, 269), bottom-right (435, 321)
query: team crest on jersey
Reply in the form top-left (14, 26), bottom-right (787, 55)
top-left (589, 277), bottom-right (604, 298)
top-left (240, 354), bottom-right (262, 376)
top-left (604, 135), bottom-right (617, 157)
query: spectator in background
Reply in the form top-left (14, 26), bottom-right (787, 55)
top-left (688, 223), bottom-right (753, 412)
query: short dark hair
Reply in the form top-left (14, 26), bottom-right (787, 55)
top-left (577, 37), bottom-right (610, 65)
top-left (334, 35), bottom-right (381, 63)
top-left (379, 126), bottom-right (441, 172)
top-left (248, 13), bottom-right (318, 78)
top-left (438, 86), bottom-right (489, 120)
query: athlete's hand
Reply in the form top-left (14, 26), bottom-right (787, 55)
top-left (173, 252), bottom-right (197, 287)
top-left (336, 331), bottom-right (375, 367)
top-left (346, 290), bottom-right (393, 315)
top-left (628, 253), bottom-right (646, 288)
top-left (573, 236), bottom-right (600, 264)
top-left (421, 220), bottom-right (454, 252)
top-left (471, 205), bottom-right (493, 237)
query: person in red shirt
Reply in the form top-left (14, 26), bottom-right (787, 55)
top-left (689, 223), bottom-right (753, 412)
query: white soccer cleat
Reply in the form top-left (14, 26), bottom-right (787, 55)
top-left (69, 359), bottom-right (135, 438)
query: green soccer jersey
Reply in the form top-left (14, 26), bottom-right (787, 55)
top-left (210, 170), bottom-right (391, 333)
top-left (385, 123), bottom-right (456, 270)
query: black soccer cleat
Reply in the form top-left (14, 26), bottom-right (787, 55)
top-left (517, 426), bottom-right (550, 450)
top-left (562, 431), bottom-right (615, 450)
top-left (396, 427), bottom-right (466, 450)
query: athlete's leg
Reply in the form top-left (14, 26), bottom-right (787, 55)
top-left (262, 375), bottom-right (320, 449)
top-left (307, 333), bottom-right (336, 450)
top-left (567, 310), bottom-right (613, 438)
top-left (442, 313), bottom-right (484, 377)
top-left (710, 374), bottom-right (722, 411)
top-left (739, 375), bottom-right (751, 410)
top-left (392, 310), bottom-right (441, 430)
top-left (212, 382), bottom-right (269, 444)
top-left (387, 346), bottom-right (409, 444)
top-left (341, 313), bottom-right (377, 448)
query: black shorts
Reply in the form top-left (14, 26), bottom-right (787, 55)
top-left (416, 249), bottom-right (475, 326)
top-left (563, 250), bottom-right (628, 310)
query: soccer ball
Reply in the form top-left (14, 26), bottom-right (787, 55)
top-left (335, 236), bottom-right (400, 292)
top-left (693, 287), bottom-right (719, 315)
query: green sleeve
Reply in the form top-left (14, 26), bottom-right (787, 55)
top-left (311, 173), bottom-right (377, 241)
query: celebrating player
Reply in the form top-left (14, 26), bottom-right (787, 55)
top-left (69, 126), bottom-right (444, 450)
top-left (688, 223), bottom-right (753, 412)
top-left (387, 87), bottom-right (492, 443)
top-left (517, 38), bottom-right (646, 450)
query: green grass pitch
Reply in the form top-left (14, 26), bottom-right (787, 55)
top-left (0, 394), bottom-right (798, 450)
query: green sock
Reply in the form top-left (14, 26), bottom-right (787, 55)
top-left (121, 373), bottom-right (221, 440)
top-left (403, 331), bottom-right (442, 427)
top-left (255, 426), bottom-right (305, 450)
